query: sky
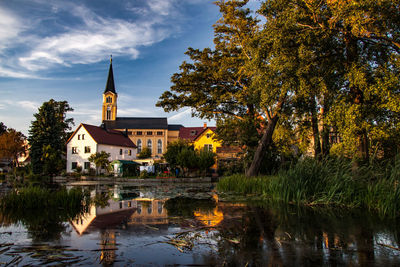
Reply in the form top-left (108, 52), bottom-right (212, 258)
top-left (0, 0), bottom-right (236, 135)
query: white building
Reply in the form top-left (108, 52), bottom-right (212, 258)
top-left (66, 123), bottom-right (137, 173)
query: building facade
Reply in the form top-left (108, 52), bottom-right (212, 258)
top-left (66, 123), bottom-right (137, 173)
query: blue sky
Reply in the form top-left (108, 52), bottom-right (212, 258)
top-left (0, 0), bottom-right (231, 135)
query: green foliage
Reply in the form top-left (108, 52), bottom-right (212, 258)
top-left (158, 0), bottom-right (400, 175)
top-left (218, 156), bottom-right (400, 218)
top-left (197, 148), bottom-right (216, 176)
top-left (88, 151), bottom-right (111, 175)
top-left (28, 99), bottom-right (74, 175)
top-left (139, 170), bottom-right (149, 179)
top-left (164, 139), bottom-right (193, 168)
top-left (137, 146), bottom-right (152, 159)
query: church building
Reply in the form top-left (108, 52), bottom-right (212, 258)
top-left (101, 58), bottom-right (183, 159)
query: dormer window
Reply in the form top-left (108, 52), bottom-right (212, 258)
top-left (190, 130), bottom-right (197, 136)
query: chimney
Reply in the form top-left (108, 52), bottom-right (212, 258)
top-left (203, 122), bottom-right (207, 129)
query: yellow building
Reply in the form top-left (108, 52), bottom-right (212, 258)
top-left (178, 124), bottom-right (221, 153)
top-left (100, 58), bottom-right (182, 159)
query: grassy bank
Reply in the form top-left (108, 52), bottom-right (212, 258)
top-left (217, 157), bottom-right (400, 217)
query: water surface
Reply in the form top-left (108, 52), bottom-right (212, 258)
top-left (1, 182), bottom-right (399, 266)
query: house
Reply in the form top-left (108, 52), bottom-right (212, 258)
top-left (178, 123), bottom-right (220, 153)
top-left (100, 57), bottom-right (183, 159)
top-left (66, 123), bottom-right (137, 173)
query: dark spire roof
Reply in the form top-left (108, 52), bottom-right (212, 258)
top-left (104, 55), bottom-right (116, 94)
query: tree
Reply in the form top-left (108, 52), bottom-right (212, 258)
top-left (197, 148), bottom-right (216, 176)
top-left (158, 0), bottom-right (400, 176)
top-left (28, 99), bottom-right (74, 175)
top-left (137, 147), bottom-right (152, 159)
top-left (88, 151), bottom-right (111, 175)
top-left (164, 139), bottom-right (193, 169)
top-left (0, 128), bottom-right (26, 167)
top-left (158, 0), bottom-right (298, 176)
top-left (0, 122), bottom-right (7, 135)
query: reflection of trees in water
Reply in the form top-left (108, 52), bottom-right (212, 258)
top-left (164, 196), bottom-right (216, 217)
top-left (200, 202), bottom-right (400, 266)
top-left (0, 187), bottom-right (87, 242)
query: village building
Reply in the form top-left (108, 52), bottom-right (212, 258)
top-left (100, 58), bottom-right (183, 159)
top-left (66, 123), bottom-right (137, 173)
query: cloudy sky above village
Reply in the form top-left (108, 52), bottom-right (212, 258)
top-left (0, 0), bottom-right (244, 135)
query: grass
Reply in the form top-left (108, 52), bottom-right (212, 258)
top-left (217, 157), bottom-right (400, 218)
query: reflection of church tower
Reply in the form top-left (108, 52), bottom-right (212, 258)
top-left (102, 56), bottom-right (118, 122)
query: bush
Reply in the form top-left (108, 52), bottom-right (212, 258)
top-left (139, 170), bottom-right (149, 179)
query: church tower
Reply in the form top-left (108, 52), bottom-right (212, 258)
top-left (102, 56), bottom-right (118, 121)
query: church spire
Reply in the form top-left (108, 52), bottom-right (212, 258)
top-left (104, 55), bottom-right (116, 94)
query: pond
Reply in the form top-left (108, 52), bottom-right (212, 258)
top-left (1, 182), bottom-right (400, 266)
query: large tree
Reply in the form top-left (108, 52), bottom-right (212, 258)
top-left (28, 99), bottom-right (74, 175)
top-left (158, 0), bottom-right (400, 176)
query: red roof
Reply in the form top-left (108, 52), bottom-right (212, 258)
top-left (179, 126), bottom-right (217, 141)
top-left (69, 124), bottom-right (136, 148)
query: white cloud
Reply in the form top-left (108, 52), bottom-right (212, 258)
top-left (0, 1), bottom-right (185, 78)
top-left (168, 108), bottom-right (192, 122)
top-left (118, 108), bottom-right (153, 116)
top-left (17, 101), bottom-right (40, 111)
top-left (0, 7), bottom-right (23, 51)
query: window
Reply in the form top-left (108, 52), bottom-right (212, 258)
top-left (106, 106), bottom-right (111, 120)
top-left (106, 96), bottom-right (112, 103)
top-left (157, 140), bottom-right (162, 154)
top-left (128, 150), bottom-right (132, 156)
top-left (72, 162), bottom-right (78, 170)
top-left (120, 149), bottom-right (123, 155)
top-left (127, 131), bottom-right (133, 135)
top-left (204, 144), bottom-right (213, 152)
top-left (137, 139), bottom-right (142, 153)
top-left (157, 131), bottom-right (163, 136)
top-left (72, 147), bottom-right (78, 154)
top-left (82, 134), bottom-right (85, 140)
top-left (147, 131), bottom-right (153, 136)
top-left (137, 131), bottom-right (142, 136)
top-left (84, 146), bottom-right (91, 153)
top-left (77, 134), bottom-right (80, 140)
top-left (147, 204), bottom-right (152, 214)
top-left (190, 130), bottom-right (197, 136)
top-left (84, 162), bottom-right (90, 170)
top-left (206, 133), bottom-right (211, 138)
top-left (158, 201), bottom-right (163, 214)
top-left (147, 140), bottom-right (152, 151)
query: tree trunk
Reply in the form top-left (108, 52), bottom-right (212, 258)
top-left (320, 106), bottom-right (330, 157)
top-left (246, 116), bottom-right (279, 177)
top-left (311, 107), bottom-right (321, 159)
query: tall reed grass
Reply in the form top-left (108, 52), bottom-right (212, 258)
top-left (217, 157), bottom-right (400, 217)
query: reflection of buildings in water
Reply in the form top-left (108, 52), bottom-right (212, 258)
top-left (129, 199), bottom-right (169, 225)
top-left (100, 230), bottom-right (117, 265)
top-left (194, 207), bottom-right (224, 227)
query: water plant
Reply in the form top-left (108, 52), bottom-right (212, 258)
top-left (217, 156), bottom-right (400, 218)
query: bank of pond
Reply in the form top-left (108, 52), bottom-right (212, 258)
top-left (218, 157), bottom-right (400, 218)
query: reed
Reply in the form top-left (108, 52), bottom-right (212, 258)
top-left (217, 156), bottom-right (400, 217)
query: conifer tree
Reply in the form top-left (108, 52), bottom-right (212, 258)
top-left (28, 99), bottom-right (74, 175)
